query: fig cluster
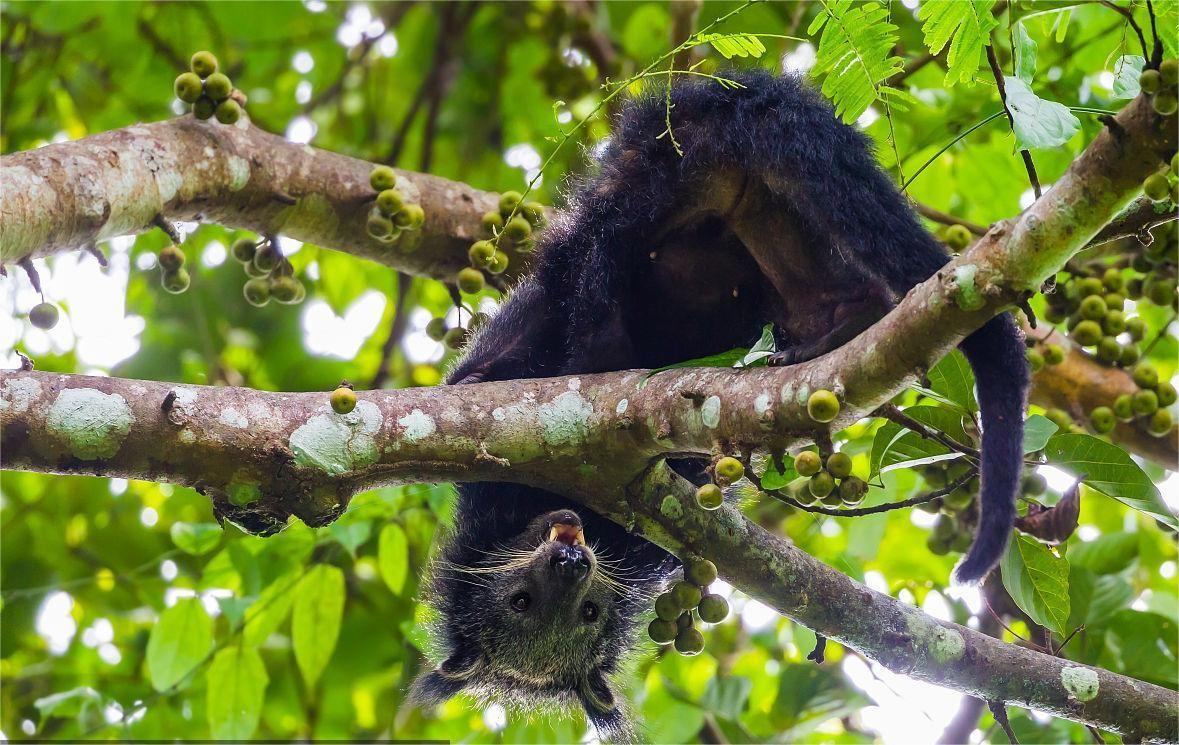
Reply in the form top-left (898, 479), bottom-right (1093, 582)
top-left (231, 236), bottom-right (306, 307)
top-left (789, 449), bottom-right (868, 507)
top-left (157, 245), bottom-right (191, 294)
top-left (1139, 58), bottom-right (1178, 117)
top-left (462, 191), bottom-right (545, 293)
top-left (174, 51), bottom-right (242, 124)
top-left (1024, 339), bottom-right (1065, 373)
top-left (648, 558), bottom-right (729, 656)
top-left (366, 166), bottom-right (426, 251)
top-left (423, 312), bottom-right (488, 351)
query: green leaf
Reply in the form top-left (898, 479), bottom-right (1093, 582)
top-left (1012, 23), bottom-right (1037, 84)
top-left (1001, 533), bottom-right (1071, 636)
top-left (146, 597), bottom-right (214, 692)
top-left (701, 676), bottom-right (752, 720)
top-left (1003, 77), bottom-right (1081, 149)
top-left (170, 522), bottom-right (223, 556)
top-left (759, 452), bottom-right (800, 491)
top-left (243, 571), bottom-right (301, 645)
top-left (1111, 55), bottom-right (1146, 100)
top-left (809, 0), bottom-right (905, 122)
top-left (917, 0), bottom-right (998, 86)
top-left (736, 324), bottom-right (777, 368)
top-left (1086, 575), bottom-right (1134, 626)
top-left (328, 520), bottom-right (371, 558)
top-left (1068, 532), bottom-right (1137, 575)
top-left (1022, 414), bottom-right (1058, 453)
top-left (378, 522), bottom-right (409, 595)
top-left (927, 350), bottom-right (977, 411)
top-left (1066, 565), bottom-right (1094, 631)
top-left (206, 646), bottom-right (269, 740)
top-left (869, 406), bottom-right (970, 477)
top-left (34, 686), bottom-right (102, 720)
top-left (1107, 611), bottom-right (1178, 687)
top-left (697, 32), bottom-right (767, 60)
top-left (1044, 433), bottom-right (1176, 529)
top-left (291, 564), bottom-right (345, 688)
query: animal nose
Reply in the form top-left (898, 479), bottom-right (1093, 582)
top-left (549, 544), bottom-right (589, 582)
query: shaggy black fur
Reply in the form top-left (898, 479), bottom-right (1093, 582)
top-left (416, 70), bottom-right (1028, 737)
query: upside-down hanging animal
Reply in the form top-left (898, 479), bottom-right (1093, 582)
top-left (410, 70), bottom-right (1028, 737)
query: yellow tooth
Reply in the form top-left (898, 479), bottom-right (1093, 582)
top-left (548, 526), bottom-right (559, 542)
top-left (574, 530), bottom-right (586, 546)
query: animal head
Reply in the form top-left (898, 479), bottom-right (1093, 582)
top-left (412, 508), bottom-right (639, 739)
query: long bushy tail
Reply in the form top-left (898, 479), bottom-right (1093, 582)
top-left (955, 314), bottom-right (1029, 582)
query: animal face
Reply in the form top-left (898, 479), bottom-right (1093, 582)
top-left (412, 509), bottom-right (635, 739)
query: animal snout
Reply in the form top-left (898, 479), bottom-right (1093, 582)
top-left (549, 544), bottom-right (590, 583)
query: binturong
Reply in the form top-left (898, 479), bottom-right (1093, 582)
top-left (412, 70), bottom-right (1028, 737)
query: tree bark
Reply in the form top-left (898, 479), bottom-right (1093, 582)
top-left (1, 80), bottom-right (1176, 738)
top-left (0, 115), bottom-right (530, 282)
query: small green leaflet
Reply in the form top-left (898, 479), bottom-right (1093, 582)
top-left (206, 646), bottom-right (269, 740)
top-left (917, 0), bottom-right (998, 86)
top-left (642, 325), bottom-right (775, 383)
top-left (1111, 55), bottom-right (1146, 100)
top-left (759, 451), bottom-right (801, 490)
top-left (1003, 77), bottom-right (1081, 149)
top-left (243, 570), bottom-right (300, 645)
top-left (696, 32), bottom-right (767, 60)
top-left (378, 522), bottom-right (409, 595)
top-left (1001, 533), bottom-right (1070, 636)
top-left (292, 564), bottom-right (345, 688)
top-left (1021, 414), bottom-right (1057, 453)
top-left (809, 0), bottom-right (907, 123)
top-left (170, 522), bottom-right (222, 556)
top-left (34, 686), bottom-right (102, 720)
top-left (736, 324), bottom-right (777, 368)
top-left (1012, 23), bottom-right (1037, 85)
top-left (926, 350), bottom-right (977, 411)
top-left (701, 676), bottom-right (753, 721)
top-left (328, 520), bottom-right (371, 558)
top-left (1045, 433), bottom-right (1176, 529)
top-left (146, 597), bottom-right (214, 692)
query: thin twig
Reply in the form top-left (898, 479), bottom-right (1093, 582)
top-left (986, 45), bottom-right (1042, 198)
top-left (914, 202), bottom-right (988, 236)
top-left (879, 403), bottom-right (981, 459)
top-left (988, 700), bottom-right (1020, 744)
top-left (370, 272), bottom-right (414, 389)
top-left (1098, 0), bottom-right (1150, 61)
top-left (769, 471), bottom-right (976, 517)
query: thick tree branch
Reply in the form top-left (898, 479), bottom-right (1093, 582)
top-left (1028, 326), bottom-right (1178, 468)
top-left (1, 79), bottom-right (1175, 738)
top-left (0, 116), bottom-right (526, 282)
top-left (622, 464), bottom-right (1176, 743)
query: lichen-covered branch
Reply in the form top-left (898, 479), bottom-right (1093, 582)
top-left (624, 464), bottom-right (1177, 743)
top-left (0, 115), bottom-right (525, 281)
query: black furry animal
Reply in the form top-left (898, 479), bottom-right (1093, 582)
top-left (412, 70), bottom-right (1028, 736)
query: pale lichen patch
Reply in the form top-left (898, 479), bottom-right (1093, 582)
top-left (1061, 666), bottom-right (1099, 702)
top-left (701, 395), bottom-right (721, 428)
top-left (615, 399), bottom-right (629, 415)
top-left (660, 495), bottom-right (683, 520)
top-left (952, 264), bottom-right (986, 311)
top-left (538, 391), bottom-right (592, 446)
top-left (567, 377), bottom-right (581, 391)
top-left (290, 400), bottom-right (382, 475)
top-left (0, 377), bottom-right (42, 414)
top-left (928, 626), bottom-right (965, 664)
top-left (45, 388), bottom-right (133, 460)
top-left (397, 409), bottom-right (437, 442)
top-left (754, 393), bottom-right (771, 415)
top-left (226, 156), bottom-right (251, 191)
top-left (219, 407), bottom-right (249, 429)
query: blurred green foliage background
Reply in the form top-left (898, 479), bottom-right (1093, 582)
top-left (1, 1), bottom-right (1176, 742)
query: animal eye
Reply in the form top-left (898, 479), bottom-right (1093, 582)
top-left (509, 592), bottom-right (531, 612)
top-left (581, 601), bottom-right (600, 622)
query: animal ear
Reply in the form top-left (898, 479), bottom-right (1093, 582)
top-left (578, 669), bottom-right (632, 741)
top-left (407, 647), bottom-right (484, 708)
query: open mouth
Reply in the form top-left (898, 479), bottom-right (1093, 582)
top-left (547, 522), bottom-right (586, 546)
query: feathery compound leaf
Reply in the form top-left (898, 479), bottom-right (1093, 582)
top-left (809, 0), bottom-right (905, 123)
top-left (697, 32), bottom-right (767, 60)
top-left (917, 0), bottom-right (998, 86)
